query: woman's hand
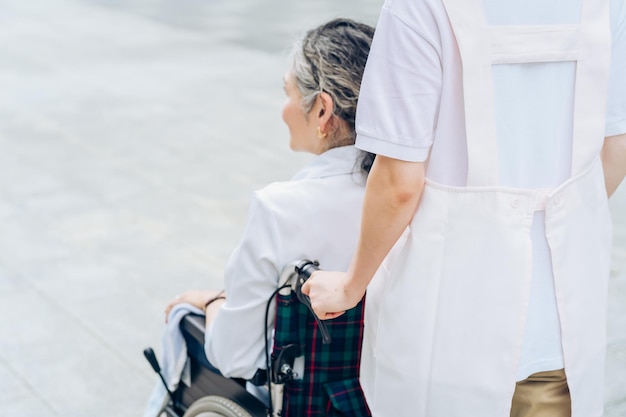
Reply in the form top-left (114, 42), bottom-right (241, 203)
top-left (301, 271), bottom-right (365, 320)
top-left (164, 289), bottom-right (224, 323)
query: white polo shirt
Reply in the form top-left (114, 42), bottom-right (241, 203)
top-left (356, 0), bottom-right (626, 380)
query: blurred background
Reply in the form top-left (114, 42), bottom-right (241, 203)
top-left (0, 1), bottom-right (623, 416)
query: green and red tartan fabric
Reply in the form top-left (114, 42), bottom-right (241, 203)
top-left (272, 290), bottom-right (371, 417)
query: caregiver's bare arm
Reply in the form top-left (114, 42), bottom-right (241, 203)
top-left (303, 155), bottom-right (425, 319)
top-left (601, 133), bottom-right (626, 197)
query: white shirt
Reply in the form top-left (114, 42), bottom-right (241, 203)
top-left (205, 146), bottom-right (367, 379)
top-left (356, 0), bottom-right (626, 380)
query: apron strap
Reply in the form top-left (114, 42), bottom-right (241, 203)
top-left (442, 0), bottom-right (611, 187)
top-left (571, 0), bottom-right (612, 174)
top-left (489, 25), bottom-right (578, 65)
top-left (442, 0), bottom-right (498, 187)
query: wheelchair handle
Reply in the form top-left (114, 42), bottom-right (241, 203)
top-left (294, 260), bottom-right (332, 345)
top-left (143, 347), bottom-right (176, 400)
top-left (143, 347), bottom-right (161, 373)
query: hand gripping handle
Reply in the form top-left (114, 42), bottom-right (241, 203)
top-left (294, 260), bottom-right (332, 345)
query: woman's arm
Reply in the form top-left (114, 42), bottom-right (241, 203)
top-left (601, 133), bottom-right (626, 197)
top-left (303, 156), bottom-right (425, 319)
top-left (164, 289), bottom-right (224, 323)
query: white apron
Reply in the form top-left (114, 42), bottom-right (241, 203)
top-left (360, 0), bottom-right (613, 416)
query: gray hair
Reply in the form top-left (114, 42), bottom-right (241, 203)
top-left (290, 18), bottom-right (375, 148)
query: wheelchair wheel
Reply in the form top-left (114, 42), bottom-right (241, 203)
top-left (182, 395), bottom-right (255, 417)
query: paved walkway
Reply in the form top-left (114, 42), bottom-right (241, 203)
top-left (0, 1), bottom-right (624, 416)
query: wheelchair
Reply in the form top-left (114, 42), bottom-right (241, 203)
top-left (144, 260), bottom-right (370, 417)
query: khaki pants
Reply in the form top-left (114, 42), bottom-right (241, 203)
top-left (510, 369), bottom-right (571, 417)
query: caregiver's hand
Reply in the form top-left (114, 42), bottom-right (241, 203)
top-left (301, 270), bottom-right (364, 320)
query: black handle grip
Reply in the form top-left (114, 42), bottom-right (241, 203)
top-left (143, 347), bottom-right (161, 373)
top-left (295, 260), bottom-right (332, 345)
top-left (143, 347), bottom-right (176, 399)
top-left (295, 259), bottom-right (320, 281)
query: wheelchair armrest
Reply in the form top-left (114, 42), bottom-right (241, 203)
top-left (180, 313), bottom-right (220, 376)
top-left (179, 313), bottom-right (267, 385)
top-left (180, 313), bottom-right (206, 345)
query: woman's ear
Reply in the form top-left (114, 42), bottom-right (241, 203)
top-left (315, 92), bottom-right (335, 135)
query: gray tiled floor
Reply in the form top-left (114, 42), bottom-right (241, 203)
top-left (0, 1), bottom-right (624, 416)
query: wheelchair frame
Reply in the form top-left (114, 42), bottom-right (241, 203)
top-left (145, 260), bottom-right (360, 417)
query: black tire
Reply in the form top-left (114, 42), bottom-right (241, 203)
top-left (182, 396), bottom-right (254, 417)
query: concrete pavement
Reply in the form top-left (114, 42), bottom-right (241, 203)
top-left (0, 1), bottom-right (624, 416)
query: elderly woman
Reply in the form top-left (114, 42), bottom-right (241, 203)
top-left (160, 18), bottom-right (375, 416)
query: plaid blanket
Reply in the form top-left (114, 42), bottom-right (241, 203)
top-left (272, 290), bottom-right (371, 417)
